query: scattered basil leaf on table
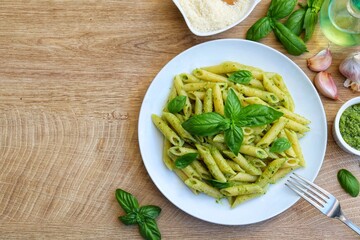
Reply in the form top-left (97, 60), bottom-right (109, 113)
top-left (175, 153), bottom-right (198, 169)
top-left (270, 137), bottom-right (291, 153)
top-left (303, 8), bottom-right (318, 42)
top-left (272, 21), bottom-right (308, 56)
top-left (167, 95), bottom-right (186, 113)
top-left (285, 8), bottom-right (307, 36)
top-left (228, 70), bottom-right (253, 85)
top-left (246, 17), bottom-right (272, 41)
top-left (182, 88), bottom-right (283, 155)
top-left (337, 169), bottom-right (360, 197)
top-left (115, 189), bottom-right (162, 240)
top-left (267, 0), bottom-right (297, 20)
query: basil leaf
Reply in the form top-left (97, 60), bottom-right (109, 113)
top-left (119, 212), bottom-right (138, 225)
top-left (303, 8), bottom-right (318, 42)
top-left (236, 104), bottom-right (283, 127)
top-left (224, 88), bottom-right (242, 120)
top-left (310, 0), bottom-right (325, 12)
top-left (224, 124), bottom-right (244, 156)
top-left (246, 17), bottom-right (272, 41)
top-left (115, 189), bottom-right (140, 214)
top-left (228, 70), bottom-right (253, 84)
top-left (272, 21), bottom-right (308, 56)
top-left (174, 153), bottom-right (198, 169)
top-left (285, 8), bottom-right (306, 36)
top-left (267, 0), bottom-right (297, 20)
top-left (337, 169), bottom-right (360, 197)
top-left (167, 95), bottom-right (186, 113)
top-left (205, 179), bottom-right (234, 189)
top-left (138, 218), bottom-right (161, 240)
top-left (182, 112), bottom-right (230, 136)
top-left (270, 137), bottom-right (291, 153)
top-left (139, 205), bottom-right (162, 220)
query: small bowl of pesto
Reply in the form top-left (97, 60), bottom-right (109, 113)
top-left (333, 97), bottom-right (360, 156)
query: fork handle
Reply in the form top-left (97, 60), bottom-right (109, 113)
top-left (338, 214), bottom-right (360, 236)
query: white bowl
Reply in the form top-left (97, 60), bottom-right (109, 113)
top-left (333, 97), bottom-right (360, 156)
top-left (172, 0), bottom-right (261, 36)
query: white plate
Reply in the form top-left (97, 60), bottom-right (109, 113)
top-left (172, 0), bottom-right (261, 36)
top-left (138, 39), bottom-right (327, 225)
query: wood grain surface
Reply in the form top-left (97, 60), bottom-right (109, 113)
top-left (0, 0), bottom-right (360, 239)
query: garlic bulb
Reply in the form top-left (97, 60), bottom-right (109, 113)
top-left (307, 47), bottom-right (332, 72)
top-left (339, 52), bottom-right (360, 92)
top-left (314, 71), bottom-right (338, 100)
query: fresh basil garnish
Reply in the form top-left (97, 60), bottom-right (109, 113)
top-left (224, 125), bottom-right (244, 156)
top-left (285, 8), bottom-right (306, 36)
top-left (337, 169), bottom-right (360, 197)
top-left (236, 104), bottom-right (284, 127)
top-left (174, 153), bottom-right (198, 169)
top-left (167, 95), bottom-right (186, 113)
top-left (182, 89), bottom-right (283, 155)
top-left (228, 70), bottom-right (253, 85)
top-left (182, 112), bottom-right (230, 136)
top-left (270, 137), bottom-right (291, 153)
top-left (115, 189), bottom-right (162, 240)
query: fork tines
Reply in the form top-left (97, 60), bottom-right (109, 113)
top-left (285, 173), bottom-right (332, 211)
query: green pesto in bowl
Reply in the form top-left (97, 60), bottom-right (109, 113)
top-left (339, 103), bottom-right (360, 151)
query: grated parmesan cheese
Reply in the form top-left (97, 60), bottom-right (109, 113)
top-left (178, 0), bottom-right (252, 33)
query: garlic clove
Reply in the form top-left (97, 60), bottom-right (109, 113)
top-left (307, 47), bottom-right (332, 72)
top-left (339, 52), bottom-right (360, 92)
top-left (314, 71), bottom-right (338, 100)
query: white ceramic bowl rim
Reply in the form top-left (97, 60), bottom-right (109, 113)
top-left (334, 96), bottom-right (360, 156)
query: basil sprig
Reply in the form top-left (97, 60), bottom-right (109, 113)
top-left (116, 189), bottom-right (161, 240)
top-left (167, 95), bottom-right (186, 113)
top-left (246, 0), bottom-right (308, 55)
top-left (182, 88), bottom-right (283, 155)
top-left (337, 169), bottom-right (360, 197)
top-left (270, 137), bottom-right (291, 153)
top-left (205, 179), bottom-right (234, 189)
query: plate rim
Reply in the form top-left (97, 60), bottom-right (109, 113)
top-left (138, 39), bottom-right (327, 225)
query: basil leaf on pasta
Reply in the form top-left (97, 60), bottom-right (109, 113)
top-left (224, 124), bottom-right (244, 156)
top-left (224, 88), bottom-right (242, 120)
top-left (228, 70), bottom-right (253, 85)
top-left (236, 104), bottom-right (283, 127)
top-left (167, 95), bottom-right (186, 113)
top-left (270, 137), bottom-right (291, 153)
top-left (174, 153), bottom-right (198, 169)
top-left (182, 112), bottom-right (230, 136)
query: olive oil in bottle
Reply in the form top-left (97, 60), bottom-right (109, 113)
top-left (320, 0), bottom-right (360, 46)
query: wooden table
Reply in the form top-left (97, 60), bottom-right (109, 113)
top-left (1, 1), bottom-right (359, 239)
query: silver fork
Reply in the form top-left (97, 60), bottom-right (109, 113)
top-left (286, 172), bottom-right (360, 236)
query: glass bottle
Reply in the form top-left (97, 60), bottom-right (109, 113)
top-left (320, 0), bottom-right (360, 46)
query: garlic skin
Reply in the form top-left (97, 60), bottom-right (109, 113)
top-left (340, 52), bottom-right (360, 92)
top-left (314, 71), bottom-right (338, 100)
top-left (307, 47), bottom-right (332, 72)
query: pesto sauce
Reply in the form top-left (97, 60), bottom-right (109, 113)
top-left (339, 104), bottom-right (360, 150)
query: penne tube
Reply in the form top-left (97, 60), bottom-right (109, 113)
top-left (281, 158), bottom-right (300, 168)
top-left (275, 106), bottom-right (311, 125)
top-left (173, 169), bottom-right (198, 194)
top-left (256, 158), bottom-right (287, 188)
top-left (203, 88), bottom-right (213, 113)
top-left (210, 147), bottom-right (236, 176)
top-left (256, 117), bottom-right (288, 148)
top-left (231, 192), bottom-right (264, 208)
top-left (163, 139), bottom-right (174, 170)
top-left (191, 160), bottom-right (212, 179)
top-left (187, 91), bottom-right (205, 100)
top-left (268, 166), bottom-right (300, 184)
top-left (152, 114), bottom-right (184, 146)
top-left (174, 75), bottom-right (192, 118)
top-left (243, 96), bottom-right (270, 106)
top-left (285, 118), bottom-right (310, 133)
top-left (223, 151), bottom-right (262, 176)
top-left (235, 84), bottom-right (279, 104)
top-left (179, 73), bottom-right (202, 83)
top-left (196, 144), bottom-right (226, 182)
top-left (220, 183), bottom-right (264, 197)
top-left (193, 68), bottom-right (228, 83)
top-left (285, 129), bottom-right (305, 166)
top-left (213, 84), bottom-right (224, 115)
top-left (185, 178), bottom-right (223, 199)
top-left (226, 160), bottom-right (245, 172)
top-left (229, 172), bottom-right (258, 182)
top-left (162, 112), bottom-right (196, 143)
top-left (240, 145), bottom-right (268, 159)
top-left (168, 146), bottom-right (198, 158)
top-left (194, 96), bottom-right (203, 115)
